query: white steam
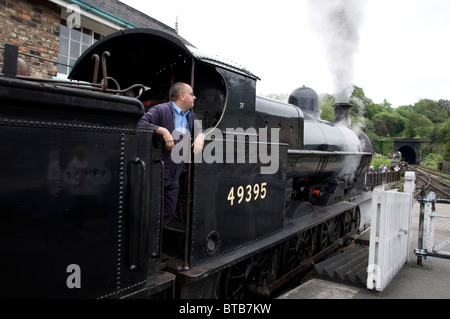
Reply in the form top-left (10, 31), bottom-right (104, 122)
top-left (349, 95), bottom-right (366, 130)
top-left (307, 0), bottom-right (367, 102)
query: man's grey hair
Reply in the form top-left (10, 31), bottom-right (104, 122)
top-left (169, 82), bottom-right (189, 101)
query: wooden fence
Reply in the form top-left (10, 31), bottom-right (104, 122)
top-left (365, 171), bottom-right (401, 191)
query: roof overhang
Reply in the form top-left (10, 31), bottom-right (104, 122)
top-left (69, 28), bottom-right (259, 85)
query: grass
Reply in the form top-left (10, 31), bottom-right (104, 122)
top-left (370, 157), bottom-right (393, 171)
top-left (421, 153), bottom-right (444, 169)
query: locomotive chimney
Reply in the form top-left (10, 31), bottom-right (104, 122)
top-left (333, 103), bottom-right (352, 125)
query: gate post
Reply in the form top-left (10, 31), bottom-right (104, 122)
top-left (403, 172), bottom-right (416, 263)
top-left (416, 188), bottom-right (426, 266)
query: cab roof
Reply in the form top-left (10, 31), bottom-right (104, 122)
top-left (69, 28), bottom-right (259, 86)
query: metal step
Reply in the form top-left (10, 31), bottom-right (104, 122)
top-left (335, 250), bottom-right (369, 280)
top-left (313, 245), bottom-right (369, 287)
top-left (345, 259), bottom-right (368, 284)
top-left (314, 246), bottom-right (362, 275)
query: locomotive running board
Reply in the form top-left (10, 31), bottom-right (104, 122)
top-left (174, 191), bottom-right (372, 282)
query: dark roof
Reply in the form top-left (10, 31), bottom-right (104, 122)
top-left (80, 0), bottom-right (193, 45)
top-left (70, 28), bottom-right (259, 83)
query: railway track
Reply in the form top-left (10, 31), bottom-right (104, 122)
top-left (409, 165), bottom-right (450, 199)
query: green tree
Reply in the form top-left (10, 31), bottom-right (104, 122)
top-left (365, 103), bottom-right (384, 121)
top-left (351, 86), bottom-right (373, 107)
top-left (416, 115), bottom-right (434, 138)
top-left (404, 113), bottom-right (416, 138)
top-left (319, 93), bottom-right (335, 122)
top-left (381, 99), bottom-right (393, 112)
top-left (435, 118), bottom-right (450, 161)
top-left (264, 93), bottom-right (288, 102)
top-left (404, 113), bottom-right (434, 138)
top-left (394, 104), bottom-right (413, 118)
top-left (350, 86), bottom-right (376, 121)
top-left (374, 119), bottom-right (389, 137)
top-left (372, 112), bottom-right (406, 137)
top-left (413, 99), bottom-right (449, 124)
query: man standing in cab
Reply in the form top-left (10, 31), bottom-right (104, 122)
top-left (139, 82), bottom-right (205, 227)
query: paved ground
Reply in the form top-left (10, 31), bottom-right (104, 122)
top-left (279, 200), bottom-right (450, 299)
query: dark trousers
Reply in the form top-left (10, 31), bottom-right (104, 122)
top-left (162, 161), bottom-right (183, 227)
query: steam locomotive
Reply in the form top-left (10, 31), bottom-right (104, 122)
top-left (0, 28), bottom-right (372, 299)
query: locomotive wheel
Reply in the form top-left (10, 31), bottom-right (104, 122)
top-left (353, 207), bottom-right (361, 230)
top-left (280, 229), bottom-right (314, 274)
top-left (220, 249), bottom-right (277, 299)
top-left (318, 216), bottom-right (340, 251)
top-left (340, 210), bottom-right (353, 236)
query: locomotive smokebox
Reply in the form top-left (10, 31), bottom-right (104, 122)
top-left (333, 103), bottom-right (352, 125)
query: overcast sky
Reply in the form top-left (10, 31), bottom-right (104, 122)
top-left (121, 0), bottom-right (450, 108)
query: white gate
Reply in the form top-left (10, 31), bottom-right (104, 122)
top-left (367, 172), bottom-right (416, 291)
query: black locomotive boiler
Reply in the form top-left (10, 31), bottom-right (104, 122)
top-left (0, 28), bottom-right (372, 299)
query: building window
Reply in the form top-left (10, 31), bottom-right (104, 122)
top-left (57, 19), bottom-right (103, 78)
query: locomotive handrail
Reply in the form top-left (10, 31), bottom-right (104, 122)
top-left (127, 158), bottom-right (147, 272)
top-left (155, 159), bottom-right (165, 258)
top-left (288, 149), bottom-right (373, 156)
top-left (183, 162), bottom-right (192, 270)
top-left (2, 44), bottom-right (146, 99)
top-left (222, 130), bottom-right (259, 137)
top-left (15, 75), bottom-right (147, 99)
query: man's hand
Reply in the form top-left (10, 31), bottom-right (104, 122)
top-left (156, 127), bottom-right (174, 151)
top-left (192, 133), bottom-right (205, 155)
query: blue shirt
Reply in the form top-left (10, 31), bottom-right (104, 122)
top-left (172, 101), bottom-right (191, 134)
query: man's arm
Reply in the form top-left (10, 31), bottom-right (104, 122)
top-left (191, 114), bottom-right (205, 155)
top-left (192, 132), bottom-right (205, 155)
top-left (156, 126), bottom-right (174, 151)
top-left (140, 106), bottom-right (174, 151)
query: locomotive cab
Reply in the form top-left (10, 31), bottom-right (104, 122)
top-left (70, 28), bottom-right (287, 270)
top-left (70, 29), bottom-right (260, 132)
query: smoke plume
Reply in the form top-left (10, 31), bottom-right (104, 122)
top-left (307, 0), bottom-right (367, 102)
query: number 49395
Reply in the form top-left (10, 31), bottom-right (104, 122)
top-left (227, 182), bottom-right (267, 206)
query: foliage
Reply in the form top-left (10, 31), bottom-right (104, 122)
top-left (371, 138), bottom-right (394, 156)
top-left (281, 85), bottom-right (450, 162)
top-left (436, 118), bottom-right (450, 161)
top-left (412, 99), bottom-right (449, 124)
top-left (319, 93), bottom-right (335, 122)
top-left (395, 104), bottom-right (413, 118)
top-left (370, 157), bottom-right (393, 172)
top-left (263, 93), bottom-right (289, 103)
top-left (372, 111), bottom-right (406, 137)
top-left (421, 153), bottom-right (444, 169)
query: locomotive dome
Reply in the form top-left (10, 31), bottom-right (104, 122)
top-left (288, 86), bottom-right (320, 120)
